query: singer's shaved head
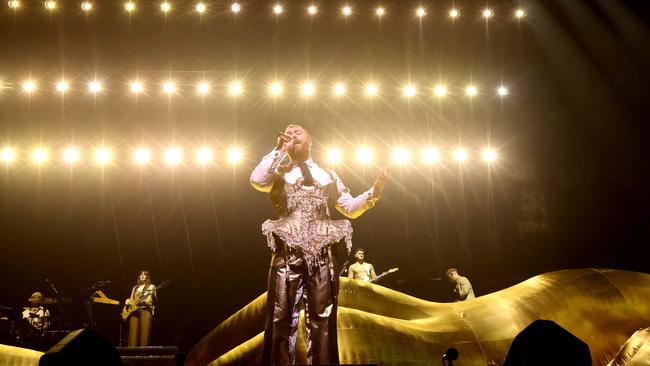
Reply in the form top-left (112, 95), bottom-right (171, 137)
top-left (285, 124), bottom-right (310, 138)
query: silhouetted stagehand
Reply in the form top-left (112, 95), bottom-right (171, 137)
top-left (186, 269), bottom-right (650, 366)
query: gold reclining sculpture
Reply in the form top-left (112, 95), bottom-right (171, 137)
top-left (186, 268), bottom-right (650, 366)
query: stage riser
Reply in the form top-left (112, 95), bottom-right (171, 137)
top-left (121, 356), bottom-right (178, 366)
top-left (117, 346), bottom-right (183, 366)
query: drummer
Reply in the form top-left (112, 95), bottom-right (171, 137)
top-left (22, 292), bottom-right (51, 331)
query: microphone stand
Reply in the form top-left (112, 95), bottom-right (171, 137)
top-left (45, 278), bottom-right (59, 296)
top-left (81, 280), bottom-right (111, 330)
top-left (45, 278), bottom-right (66, 330)
top-left (338, 252), bottom-right (355, 277)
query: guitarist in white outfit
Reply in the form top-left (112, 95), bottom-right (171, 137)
top-left (348, 248), bottom-right (377, 282)
top-left (124, 270), bottom-right (157, 347)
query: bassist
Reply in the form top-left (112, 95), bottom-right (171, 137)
top-left (124, 270), bottom-right (157, 347)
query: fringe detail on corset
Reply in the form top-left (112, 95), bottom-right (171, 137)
top-left (262, 218), bottom-right (353, 274)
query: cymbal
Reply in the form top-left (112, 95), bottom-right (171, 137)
top-left (29, 296), bottom-right (72, 305)
top-left (29, 297), bottom-right (56, 305)
top-left (55, 297), bottom-right (73, 304)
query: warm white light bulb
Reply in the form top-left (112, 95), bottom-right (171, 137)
top-left (196, 148), bottom-right (213, 164)
top-left (89, 81), bottom-right (102, 93)
top-left (81, 2), bottom-right (93, 12)
top-left (64, 148), bottom-right (80, 163)
top-left (227, 148), bottom-right (242, 163)
top-left (453, 148), bottom-right (468, 162)
top-left (133, 149), bottom-right (150, 164)
top-left (482, 149), bottom-right (497, 162)
top-left (422, 148), bottom-right (440, 164)
top-left (356, 147), bottom-right (374, 164)
top-left (131, 81), bottom-right (144, 93)
top-left (403, 85), bottom-right (416, 97)
top-left (302, 83), bottom-right (315, 96)
top-left (197, 82), bottom-right (210, 94)
top-left (365, 84), bottom-right (378, 96)
top-left (391, 148), bottom-right (411, 164)
top-left (56, 80), bottom-right (69, 92)
top-left (1, 148), bottom-right (16, 162)
top-left (466, 86), bottom-right (478, 96)
top-left (22, 81), bottom-right (36, 93)
top-left (163, 81), bottom-right (176, 94)
top-left (231, 2), bottom-right (241, 13)
top-left (326, 148), bottom-right (342, 164)
top-left (270, 83), bottom-right (282, 95)
top-left (95, 148), bottom-right (111, 164)
top-left (229, 82), bottom-right (242, 95)
top-left (165, 148), bottom-right (182, 165)
top-left (33, 149), bottom-right (48, 163)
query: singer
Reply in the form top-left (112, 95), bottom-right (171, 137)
top-left (251, 124), bottom-right (389, 365)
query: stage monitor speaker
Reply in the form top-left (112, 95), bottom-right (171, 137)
top-left (39, 327), bottom-right (122, 366)
top-left (503, 319), bottom-right (591, 366)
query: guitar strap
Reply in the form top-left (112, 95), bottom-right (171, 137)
top-left (129, 285), bottom-right (137, 304)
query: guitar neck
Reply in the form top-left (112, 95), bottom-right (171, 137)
top-left (369, 272), bottom-right (387, 283)
top-left (369, 268), bottom-right (398, 283)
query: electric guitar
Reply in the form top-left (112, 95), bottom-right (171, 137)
top-left (369, 268), bottom-right (399, 284)
top-left (121, 280), bottom-right (170, 321)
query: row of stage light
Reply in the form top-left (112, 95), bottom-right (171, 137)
top-left (3, 79), bottom-right (511, 98)
top-left (5, 1), bottom-right (527, 21)
top-left (0, 146), bottom-right (499, 166)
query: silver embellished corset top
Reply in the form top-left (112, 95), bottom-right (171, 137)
top-left (262, 182), bottom-right (353, 260)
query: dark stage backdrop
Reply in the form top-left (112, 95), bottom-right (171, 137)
top-left (0, 0), bottom-right (648, 352)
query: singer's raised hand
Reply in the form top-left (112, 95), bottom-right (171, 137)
top-left (372, 164), bottom-right (391, 200)
top-left (275, 131), bottom-right (293, 152)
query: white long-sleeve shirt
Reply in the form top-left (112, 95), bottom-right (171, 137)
top-left (250, 149), bottom-right (378, 219)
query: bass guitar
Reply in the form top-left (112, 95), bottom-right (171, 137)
top-left (121, 280), bottom-right (170, 321)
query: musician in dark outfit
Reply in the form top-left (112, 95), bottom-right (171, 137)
top-left (251, 125), bottom-right (388, 365)
top-left (125, 270), bottom-right (157, 347)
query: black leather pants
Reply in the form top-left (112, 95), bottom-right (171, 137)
top-left (261, 242), bottom-right (340, 365)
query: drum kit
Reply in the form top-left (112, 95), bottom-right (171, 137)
top-left (0, 291), bottom-right (73, 350)
top-left (0, 278), bottom-right (123, 350)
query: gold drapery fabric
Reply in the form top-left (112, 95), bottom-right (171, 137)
top-left (186, 269), bottom-right (650, 366)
